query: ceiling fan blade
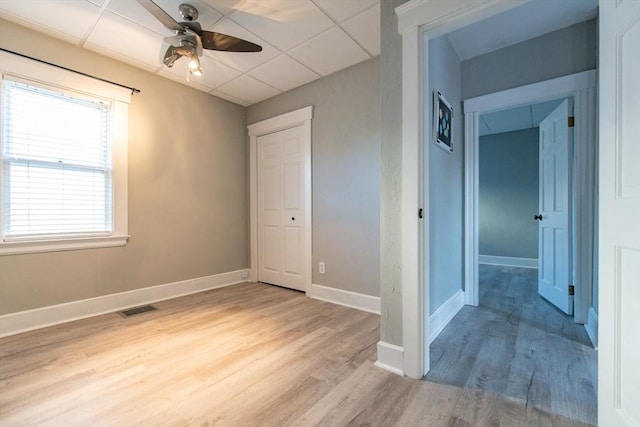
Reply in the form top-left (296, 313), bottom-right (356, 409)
top-left (199, 31), bottom-right (263, 52)
top-left (136, 0), bottom-right (184, 33)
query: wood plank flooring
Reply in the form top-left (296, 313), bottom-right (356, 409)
top-left (427, 265), bottom-right (597, 426)
top-left (1, 280), bottom-right (594, 426)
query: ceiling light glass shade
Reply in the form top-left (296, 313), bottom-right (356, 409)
top-left (187, 54), bottom-right (202, 76)
top-left (187, 54), bottom-right (199, 70)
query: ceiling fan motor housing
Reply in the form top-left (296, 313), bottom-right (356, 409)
top-left (179, 4), bottom-right (198, 22)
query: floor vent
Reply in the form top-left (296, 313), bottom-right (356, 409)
top-left (118, 305), bottom-right (157, 318)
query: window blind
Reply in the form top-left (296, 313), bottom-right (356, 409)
top-left (1, 78), bottom-right (113, 240)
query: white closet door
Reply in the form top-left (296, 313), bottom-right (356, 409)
top-left (257, 125), bottom-right (305, 291)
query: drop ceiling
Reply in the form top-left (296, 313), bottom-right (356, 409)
top-left (0, 0), bottom-right (380, 106)
top-left (479, 99), bottom-right (564, 136)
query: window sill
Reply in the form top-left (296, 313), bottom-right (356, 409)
top-left (0, 235), bottom-right (129, 256)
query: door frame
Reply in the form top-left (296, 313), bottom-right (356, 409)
top-left (396, 0), bottom-right (530, 379)
top-left (395, 0), bottom-right (597, 379)
top-left (247, 106), bottom-right (313, 294)
top-left (463, 71), bottom-right (597, 325)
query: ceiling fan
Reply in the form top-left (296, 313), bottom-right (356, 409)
top-left (136, 0), bottom-right (262, 78)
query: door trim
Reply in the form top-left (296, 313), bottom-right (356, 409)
top-left (396, 0), bottom-right (530, 379)
top-left (463, 71), bottom-right (597, 323)
top-left (247, 106), bottom-right (313, 294)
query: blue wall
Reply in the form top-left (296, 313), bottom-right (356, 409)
top-left (479, 128), bottom-right (539, 259)
top-left (462, 19), bottom-right (597, 99)
top-left (427, 35), bottom-right (464, 314)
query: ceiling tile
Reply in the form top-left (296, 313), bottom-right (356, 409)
top-left (289, 27), bottom-right (370, 77)
top-left (216, 75), bottom-right (280, 105)
top-left (84, 11), bottom-right (166, 71)
top-left (211, 89), bottom-right (251, 107)
top-left (228, 0), bottom-right (333, 51)
top-left (479, 118), bottom-right (492, 136)
top-left (159, 54), bottom-right (241, 89)
top-left (107, 0), bottom-right (223, 36)
top-left (0, 0), bottom-right (102, 43)
top-left (531, 99), bottom-right (564, 125)
top-left (481, 106), bottom-right (532, 135)
top-left (198, 0), bottom-right (245, 16)
top-left (313, 0), bottom-right (378, 23)
top-left (248, 54), bottom-right (320, 92)
top-left (204, 18), bottom-right (279, 72)
top-left (341, 4), bottom-right (380, 56)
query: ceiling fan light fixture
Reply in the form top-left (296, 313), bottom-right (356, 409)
top-left (163, 45), bottom-right (180, 68)
top-left (137, 0), bottom-right (262, 80)
top-left (187, 52), bottom-right (202, 77)
top-left (187, 53), bottom-right (200, 71)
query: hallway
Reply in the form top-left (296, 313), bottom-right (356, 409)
top-left (427, 265), bottom-right (597, 425)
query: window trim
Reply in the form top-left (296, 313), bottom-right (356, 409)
top-left (0, 51), bottom-right (130, 255)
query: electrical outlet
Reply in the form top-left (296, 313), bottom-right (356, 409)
top-left (241, 271), bottom-right (249, 280)
top-left (319, 262), bottom-right (325, 274)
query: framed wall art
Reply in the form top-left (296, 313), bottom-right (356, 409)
top-left (433, 91), bottom-right (453, 152)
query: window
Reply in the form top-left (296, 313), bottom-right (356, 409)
top-left (0, 51), bottom-right (130, 255)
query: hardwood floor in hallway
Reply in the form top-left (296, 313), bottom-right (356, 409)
top-left (427, 264), bottom-right (597, 426)
top-left (1, 280), bottom-right (594, 426)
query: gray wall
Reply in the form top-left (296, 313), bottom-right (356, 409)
top-left (0, 19), bottom-right (248, 315)
top-left (380, 0), bottom-right (406, 345)
top-left (427, 35), bottom-right (464, 313)
top-left (479, 128), bottom-right (539, 259)
top-left (247, 58), bottom-right (381, 298)
top-left (462, 19), bottom-right (597, 99)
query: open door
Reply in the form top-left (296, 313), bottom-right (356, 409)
top-left (599, 1), bottom-right (640, 425)
top-left (537, 99), bottom-right (573, 315)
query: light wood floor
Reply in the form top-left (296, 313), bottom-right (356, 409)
top-left (427, 265), bottom-right (597, 426)
top-left (1, 280), bottom-right (594, 426)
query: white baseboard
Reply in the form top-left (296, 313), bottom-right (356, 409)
top-left (479, 255), bottom-right (538, 269)
top-left (375, 341), bottom-right (404, 376)
top-left (585, 306), bottom-right (598, 349)
top-left (310, 284), bottom-right (380, 314)
top-left (0, 269), bottom-right (250, 338)
top-left (429, 289), bottom-right (465, 344)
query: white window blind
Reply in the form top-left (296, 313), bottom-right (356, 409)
top-left (1, 78), bottom-right (113, 241)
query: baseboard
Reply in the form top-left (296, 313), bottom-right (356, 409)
top-left (478, 255), bottom-right (538, 269)
top-left (585, 306), bottom-right (598, 349)
top-left (310, 284), bottom-right (380, 314)
top-left (0, 269), bottom-right (250, 338)
top-left (429, 289), bottom-right (465, 344)
top-left (375, 341), bottom-right (404, 376)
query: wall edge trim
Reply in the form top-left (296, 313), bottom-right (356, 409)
top-left (0, 269), bottom-right (250, 338)
top-left (375, 341), bottom-right (404, 376)
top-left (478, 255), bottom-right (538, 269)
top-left (585, 306), bottom-right (598, 349)
top-left (429, 288), bottom-right (466, 344)
top-left (310, 283), bottom-right (380, 315)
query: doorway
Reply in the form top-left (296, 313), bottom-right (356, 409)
top-left (478, 97), bottom-right (579, 316)
top-left (464, 71), bottom-right (597, 330)
top-left (247, 106), bottom-right (313, 294)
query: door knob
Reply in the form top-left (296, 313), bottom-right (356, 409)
top-left (534, 214), bottom-right (543, 221)
top-left (291, 217), bottom-right (295, 221)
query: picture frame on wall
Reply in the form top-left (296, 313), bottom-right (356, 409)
top-left (433, 91), bottom-right (453, 152)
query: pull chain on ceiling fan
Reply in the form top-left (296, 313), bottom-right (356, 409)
top-left (136, 0), bottom-right (262, 78)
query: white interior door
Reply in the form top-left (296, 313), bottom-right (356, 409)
top-left (257, 125), bottom-right (306, 291)
top-left (537, 99), bottom-right (573, 315)
top-left (599, 1), bottom-right (640, 425)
